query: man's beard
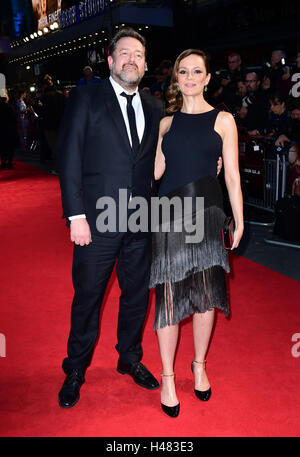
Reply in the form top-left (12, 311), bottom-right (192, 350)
top-left (119, 70), bottom-right (141, 86)
top-left (112, 63), bottom-right (144, 87)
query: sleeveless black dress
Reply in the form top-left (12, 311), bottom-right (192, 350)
top-left (150, 109), bottom-right (230, 330)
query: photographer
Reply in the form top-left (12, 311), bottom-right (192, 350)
top-left (275, 96), bottom-right (300, 147)
top-left (242, 71), bottom-right (270, 136)
top-left (219, 52), bottom-right (246, 111)
top-left (263, 50), bottom-right (287, 92)
top-left (265, 92), bottom-right (290, 139)
top-left (205, 77), bottom-right (225, 107)
top-left (286, 142), bottom-right (300, 196)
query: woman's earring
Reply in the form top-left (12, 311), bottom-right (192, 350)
top-left (176, 83), bottom-right (181, 93)
top-left (204, 86), bottom-right (208, 92)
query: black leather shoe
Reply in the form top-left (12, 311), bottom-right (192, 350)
top-left (160, 373), bottom-right (180, 417)
top-left (58, 369), bottom-right (85, 408)
top-left (191, 361), bottom-right (211, 401)
top-left (117, 361), bottom-right (159, 390)
top-left (161, 402), bottom-right (180, 418)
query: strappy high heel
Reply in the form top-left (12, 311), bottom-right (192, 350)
top-left (160, 373), bottom-right (180, 417)
top-left (191, 360), bottom-right (211, 401)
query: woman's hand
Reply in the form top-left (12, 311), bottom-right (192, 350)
top-left (231, 224), bottom-right (244, 250)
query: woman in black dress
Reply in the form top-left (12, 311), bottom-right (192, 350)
top-left (150, 49), bottom-right (244, 417)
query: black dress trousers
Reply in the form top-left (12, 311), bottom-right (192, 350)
top-left (62, 229), bottom-right (151, 374)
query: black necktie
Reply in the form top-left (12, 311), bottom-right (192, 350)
top-left (120, 92), bottom-right (140, 157)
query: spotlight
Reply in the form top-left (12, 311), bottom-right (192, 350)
top-left (26, 65), bottom-right (30, 70)
top-left (43, 27), bottom-right (49, 33)
top-left (38, 30), bottom-right (43, 36)
top-left (29, 86), bottom-right (35, 92)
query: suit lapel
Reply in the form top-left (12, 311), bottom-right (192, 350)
top-left (138, 89), bottom-right (153, 160)
top-left (101, 79), bottom-right (133, 156)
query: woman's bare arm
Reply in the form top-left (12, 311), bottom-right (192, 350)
top-left (217, 111), bottom-right (244, 249)
top-left (154, 116), bottom-right (173, 180)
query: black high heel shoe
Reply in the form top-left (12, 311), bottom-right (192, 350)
top-left (191, 360), bottom-right (211, 401)
top-left (160, 373), bottom-right (180, 417)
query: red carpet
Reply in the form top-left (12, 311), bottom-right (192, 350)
top-left (1, 161), bottom-right (300, 437)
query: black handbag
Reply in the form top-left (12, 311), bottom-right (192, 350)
top-left (222, 216), bottom-right (235, 250)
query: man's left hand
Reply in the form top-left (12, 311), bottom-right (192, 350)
top-left (217, 156), bottom-right (223, 175)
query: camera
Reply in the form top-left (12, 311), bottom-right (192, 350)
top-left (215, 69), bottom-right (229, 79)
top-left (262, 58), bottom-right (291, 79)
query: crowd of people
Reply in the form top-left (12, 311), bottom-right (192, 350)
top-left (0, 75), bottom-right (66, 173)
top-left (1, 47), bottom-right (300, 193)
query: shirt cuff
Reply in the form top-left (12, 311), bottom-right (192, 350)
top-left (68, 214), bottom-right (86, 220)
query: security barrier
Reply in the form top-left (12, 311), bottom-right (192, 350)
top-left (239, 137), bottom-right (288, 213)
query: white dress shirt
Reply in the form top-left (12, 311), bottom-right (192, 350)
top-left (69, 76), bottom-right (145, 220)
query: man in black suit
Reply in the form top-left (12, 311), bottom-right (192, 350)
top-left (58, 28), bottom-right (164, 408)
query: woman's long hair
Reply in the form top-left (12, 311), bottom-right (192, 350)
top-left (166, 49), bottom-right (210, 114)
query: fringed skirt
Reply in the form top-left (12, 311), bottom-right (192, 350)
top-left (150, 176), bottom-right (230, 330)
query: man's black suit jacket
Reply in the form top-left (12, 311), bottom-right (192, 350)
top-left (58, 78), bottom-right (164, 235)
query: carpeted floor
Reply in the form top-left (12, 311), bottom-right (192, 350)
top-left (1, 161), bottom-right (300, 437)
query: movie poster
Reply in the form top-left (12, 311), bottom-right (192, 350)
top-left (31, 0), bottom-right (62, 30)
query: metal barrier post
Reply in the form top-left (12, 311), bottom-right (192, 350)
top-left (281, 154), bottom-right (287, 198)
top-left (275, 153), bottom-right (280, 202)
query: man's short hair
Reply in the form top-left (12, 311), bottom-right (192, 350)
top-left (269, 91), bottom-right (286, 105)
top-left (245, 70), bottom-right (261, 81)
top-left (228, 52), bottom-right (241, 60)
top-left (287, 95), bottom-right (300, 112)
top-left (108, 27), bottom-right (146, 56)
top-left (272, 49), bottom-right (286, 57)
